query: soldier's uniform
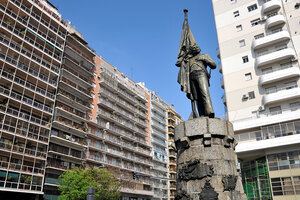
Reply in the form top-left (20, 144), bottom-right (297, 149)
top-left (189, 54), bottom-right (216, 118)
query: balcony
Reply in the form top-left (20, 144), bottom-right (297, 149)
top-left (55, 105), bottom-right (86, 122)
top-left (59, 79), bottom-right (92, 101)
top-left (216, 48), bottom-right (220, 59)
top-left (50, 134), bottom-right (86, 149)
top-left (259, 67), bottom-right (300, 86)
top-left (256, 48), bottom-right (296, 68)
top-left (263, 86), bottom-right (300, 105)
top-left (52, 116), bottom-right (87, 136)
top-left (152, 130), bottom-right (166, 140)
top-left (0, 121), bottom-right (49, 144)
top-left (0, 160), bottom-right (44, 175)
top-left (152, 138), bottom-right (166, 148)
top-left (253, 30), bottom-right (290, 50)
top-left (63, 55), bottom-right (93, 78)
top-left (233, 105), bottom-right (300, 131)
top-left (0, 33), bottom-right (60, 74)
top-left (61, 68), bottom-right (91, 89)
top-left (56, 90), bottom-right (90, 112)
top-left (0, 141), bottom-right (46, 159)
top-left (262, 0), bottom-right (281, 14)
top-left (266, 15), bottom-right (286, 29)
top-left (0, 70), bottom-right (55, 101)
top-left (44, 178), bottom-right (61, 186)
top-left (218, 62), bottom-right (222, 73)
top-left (0, 52), bottom-right (57, 86)
top-left (65, 45), bottom-right (94, 70)
top-left (0, 105), bottom-right (50, 128)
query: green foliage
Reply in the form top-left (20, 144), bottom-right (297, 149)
top-left (58, 167), bottom-right (121, 200)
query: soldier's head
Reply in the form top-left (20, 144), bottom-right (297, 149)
top-left (190, 44), bottom-right (201, 55)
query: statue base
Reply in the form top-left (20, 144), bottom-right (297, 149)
top-left (174, 117), bottom-right (247, 200)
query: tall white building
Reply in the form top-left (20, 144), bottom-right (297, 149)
top-left (147, 89), bottom-right (169, 200)
top-left (212, 0), bottom-right (300, 199)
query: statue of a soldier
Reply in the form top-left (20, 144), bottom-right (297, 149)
top-left (176, 9), bottom-right (216, 119)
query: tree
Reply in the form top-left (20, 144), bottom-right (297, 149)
top-left (58, 167), bottom-right (121, 200)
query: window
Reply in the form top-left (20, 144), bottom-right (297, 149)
top-left (285, 81), bottom-right (297, 89)
top-left (248, 91), bottom-right (255, 99)
top-left (230, 0), bottom-right (237, 3)
top-left (266, 86), bottom-right (277, 94)
top-left (269, 106), bottom-right (282, 115)
top-left (233, 11), bottom-right (240, 17)
top-left (254, 33), bottom-right (264, 39)
top-left (242, 56), bottom-right (249, 63)
top-left (247, 4), bottom-right (258, 12)
top-left (290, 102), bottom-right (300, 111)
top-left (262, 67), bottom-right (273, 74)
top-left (280, 62), bottom-right (292, 69)
top-left (245, 73), bottom-right (252, 81)
top-left (236, 25), bottom-right (243, 31)
top-left (239, 39), bottom-right (246, 47)
top-left (251, 18), bottom-right (261, 26)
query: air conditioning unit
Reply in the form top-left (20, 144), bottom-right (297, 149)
top-left (258, 106), bottom-right (265, 112)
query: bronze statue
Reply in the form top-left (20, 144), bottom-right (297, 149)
top-left (176, 9), bottom-right (216, 119)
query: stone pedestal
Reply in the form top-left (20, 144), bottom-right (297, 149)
top-left (174, 117), bottom-right (247, 200)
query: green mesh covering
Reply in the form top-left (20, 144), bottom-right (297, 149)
top-left (241, 157), bottom-right (273, 200)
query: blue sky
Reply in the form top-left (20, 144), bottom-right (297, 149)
top-left (51, 0), bottom-right (225, 120)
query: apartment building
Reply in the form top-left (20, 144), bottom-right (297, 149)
top-left (212, 0), bottom-right (300, 199)
top-left (43, 23), bottom-right (96, 199)
top-left (146, 90), bottom-right (169, 200)
top-left (0, 1), bottom-right (182, 199)
top-left (166, 106), bottom-right (182, 200)
top-left (0, 0), bottom-right (67, 199)
top-left (87, 56), bottom-right (153, 200)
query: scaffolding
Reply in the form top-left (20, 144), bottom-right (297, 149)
top-left (241, 157), bottom-right (273, 200)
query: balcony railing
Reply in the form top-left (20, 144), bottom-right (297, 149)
top-left (54, 116), bottom-right (87, 133)
top-left (0, 52), bottom-right (57, 85)
top-left (1, 122), bottom-right (49, 143)
top-left (0, 31), bottom-right (60, 74)
top-left (0, 160), bottom-right (44, 174)
top-left (0, 85), bottom-right (53, 113)
top-left (260, 66), bottom-right (300, 86)
top-left (1, 70), bottom-right (55, 100)
top-left (0, 105), bottom-right (50, 127)
top-left (65, 44), bottom-right (94, 67)
top-left (57, 89), bottom-right (89, 108)
top-left (0, 141), bottom-right (46, 159)
top-left (236, 121), bottom-right (300, 143)
top-left (0, 3), bottom-right (63, 54)
top-left (64, 54), bottom-right (94, 75)
top-left (152, 130), bottom-right (166, 139)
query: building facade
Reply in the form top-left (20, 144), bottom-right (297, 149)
top-left (212, 0), bottom-right (300, 199)
top-left (44, 23), bottom-right (96, 199)
top-left (147, 90), bottom-right (169, 200)
top-left (166, 106), bottom-right (182, 200)
top-left (0, 0), bottom-right (67, 199)
top-left (0, 0), bottom-right (182, 199)
top-left (88, 57), bottom-right (153, 200)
